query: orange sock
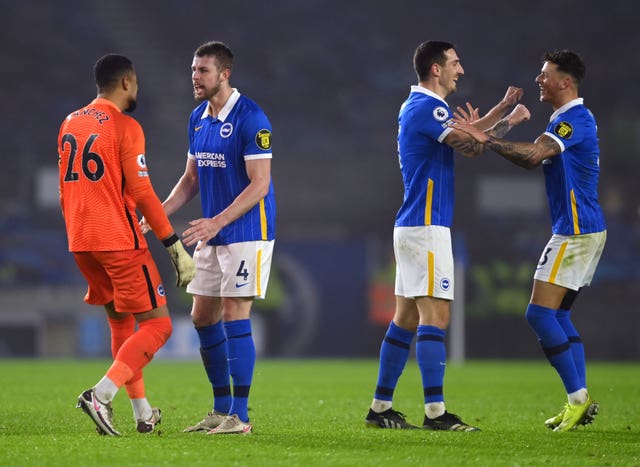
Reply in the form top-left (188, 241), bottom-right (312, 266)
top-left (107, 314), bottom-right (136, 357)
top-left (107, 316), bottom-right (172, 387)
top-left (105, 360), bottom-right (135, 387)
top-left (125, 374), bottom-right (146, 399)
top-left (108, 314), bottom-right (145, 397)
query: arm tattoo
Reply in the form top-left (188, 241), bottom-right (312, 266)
top-left (450, 136), bottom-right (484, 156)
top-left (485, 136), bottom-right (540, 169)
top-left (486, 119), bottom-right (512, 139)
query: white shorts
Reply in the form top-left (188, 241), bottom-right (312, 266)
top-left (533, 231), bottom-right (606, 291)
top-left (393, 225), bottom-right (454, 300)
top-left (186, 240), bottom-right (274, 299)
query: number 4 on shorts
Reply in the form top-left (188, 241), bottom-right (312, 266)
top-left (236, 260), bottom-right (249, 281)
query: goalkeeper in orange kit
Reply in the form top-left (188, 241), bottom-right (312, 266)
top-left (57, 54), bottom-right (195, 435)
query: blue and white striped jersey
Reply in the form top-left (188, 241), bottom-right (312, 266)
top-left (542, 98), bottom-right (605, 235)
top-left (188, 89), bottom-right (275, 245)
top-left (395, 85), bottom-right (455, 228)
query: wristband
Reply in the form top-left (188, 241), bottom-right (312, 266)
top-left (162, 233), bottom-right (179, 248)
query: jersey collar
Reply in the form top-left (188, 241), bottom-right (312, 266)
top-left (200, 88), bottom-right (241, 121)
top-left (549, 97), bottom-right (584, 122)
top-left (410, 85), bottom-right (448, 105)
top-left (91, 97), bottom-right (121, 112)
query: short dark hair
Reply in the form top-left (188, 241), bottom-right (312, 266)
top-left (194, 41), bottom-right (234, 71)
top-left (543, 49), bottom-right (586, 84)
top-left (94, 54), bottom-right (135, 93)
top-left (413, 41), bottom-right (456, 81)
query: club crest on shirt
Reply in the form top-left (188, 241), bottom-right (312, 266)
top-left (136, 154), bottom-right (147, 168)
top-left (220, 122), bottom-right (234, 138)
top-left (256, 129), bottom-right (272, 150)
top-left (554, 121), bottom-right (573, 139)
top-left (433, 106), bottom-right (449, 122)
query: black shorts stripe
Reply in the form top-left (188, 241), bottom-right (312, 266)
top-left (142, 264), bottom-right (157, 309)
top-left (568, 336), bottom-right (582, 344)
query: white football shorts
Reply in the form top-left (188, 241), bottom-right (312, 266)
top-left (186, 240), bottom-right (274, 299)
top-left (393, 225), bottom-right (454, 300)
top-left (533, 231), bottom-right (606, 291)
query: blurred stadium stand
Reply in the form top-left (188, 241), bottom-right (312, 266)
top-left (1, 0), bottom-right (638, 359)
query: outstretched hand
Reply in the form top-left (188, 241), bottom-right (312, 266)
top-left (453, 102), bottom-right (480, 123)
top-left (453, 102), bottom-right (531, 143)
top-left (451, 121), bottom-right (489, 144)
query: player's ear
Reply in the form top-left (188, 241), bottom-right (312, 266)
top-left (221, 67), bottom-right (232, 81)
top-left (121, 72), bottom-right (134, 91)
top-left (431, 62), bottom-right (441, 77)
top-left (561, 75), bottom-right (574, 90)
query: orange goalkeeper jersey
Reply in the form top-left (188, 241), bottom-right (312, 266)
top-left (58, 98), bottom-right (172, 252)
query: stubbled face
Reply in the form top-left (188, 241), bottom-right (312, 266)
top-left (124, 72), bottom-right (138, 113)
top-left (439, 48), bottom-right (464, 95)
top-left (191, 55), bottom-right (225, 102)
top-left (535, 61), bottom-right (565, 105)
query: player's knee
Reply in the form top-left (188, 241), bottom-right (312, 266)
top-left (156, 317), bottom-right (173, 343)
top-left (221, 297), bottom-right (252, 321)
top-left (525, 304), bottom-right (551, 330)
top-left (140, 316), bottom-right (173, 346)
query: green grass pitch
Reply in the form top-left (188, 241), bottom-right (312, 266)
top-left (0, 359), bottom-right (639, 466)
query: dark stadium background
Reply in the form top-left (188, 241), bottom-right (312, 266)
top-left (1, 0), bottom-right (638, 359)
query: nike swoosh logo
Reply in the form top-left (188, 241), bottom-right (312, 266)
top-left (235, 282), bottom-right (249, 288)
top-left (195, 126), bottom-right (203, 132)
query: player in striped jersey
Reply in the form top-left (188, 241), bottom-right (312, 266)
top-left (145, 41), bottom-right (275, 435)
top-left (366, 41), bottom-right (528, 431)
top-left (454, 49), bottom-right (605, 432)
top-left (59, 54), bottom-right (195, 435)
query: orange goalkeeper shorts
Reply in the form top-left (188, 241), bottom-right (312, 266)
top-left (73, 249), bottom-right (167, 313)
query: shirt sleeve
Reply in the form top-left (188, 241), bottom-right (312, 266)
top-left (241, 110), bottom-right (273, 160)
top-left (120, 117), bottom-right (174, 241)
top-left (187, 111), bottom-right (197, 160)
top-left (545, 113), bottom-right (587, 153)
top-left (416, 102), bottom-right (453, 143)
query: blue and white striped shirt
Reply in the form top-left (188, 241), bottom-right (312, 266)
top-left (188, 89), bottom-right (275, 245)
top-left (395, 86), bottom-right (455, 228)
top-left (542, 98), bottom-right (605, 235)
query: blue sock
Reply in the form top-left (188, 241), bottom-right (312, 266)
top-left (416, 325), bottom-right (446, 404)
top-left (224, 319), bottom-right (255, 422)
top-left (525, 304), bottom-right (581, 393)
top-left (196, 321), bottom-right (231, 414)
top-left (374, 321), bottom-right (414, 402)
top-left (556, 309), bottom-right (586, 388)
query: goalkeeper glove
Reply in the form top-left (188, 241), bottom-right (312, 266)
top-left (162, 234), bottom-right (195, 287)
